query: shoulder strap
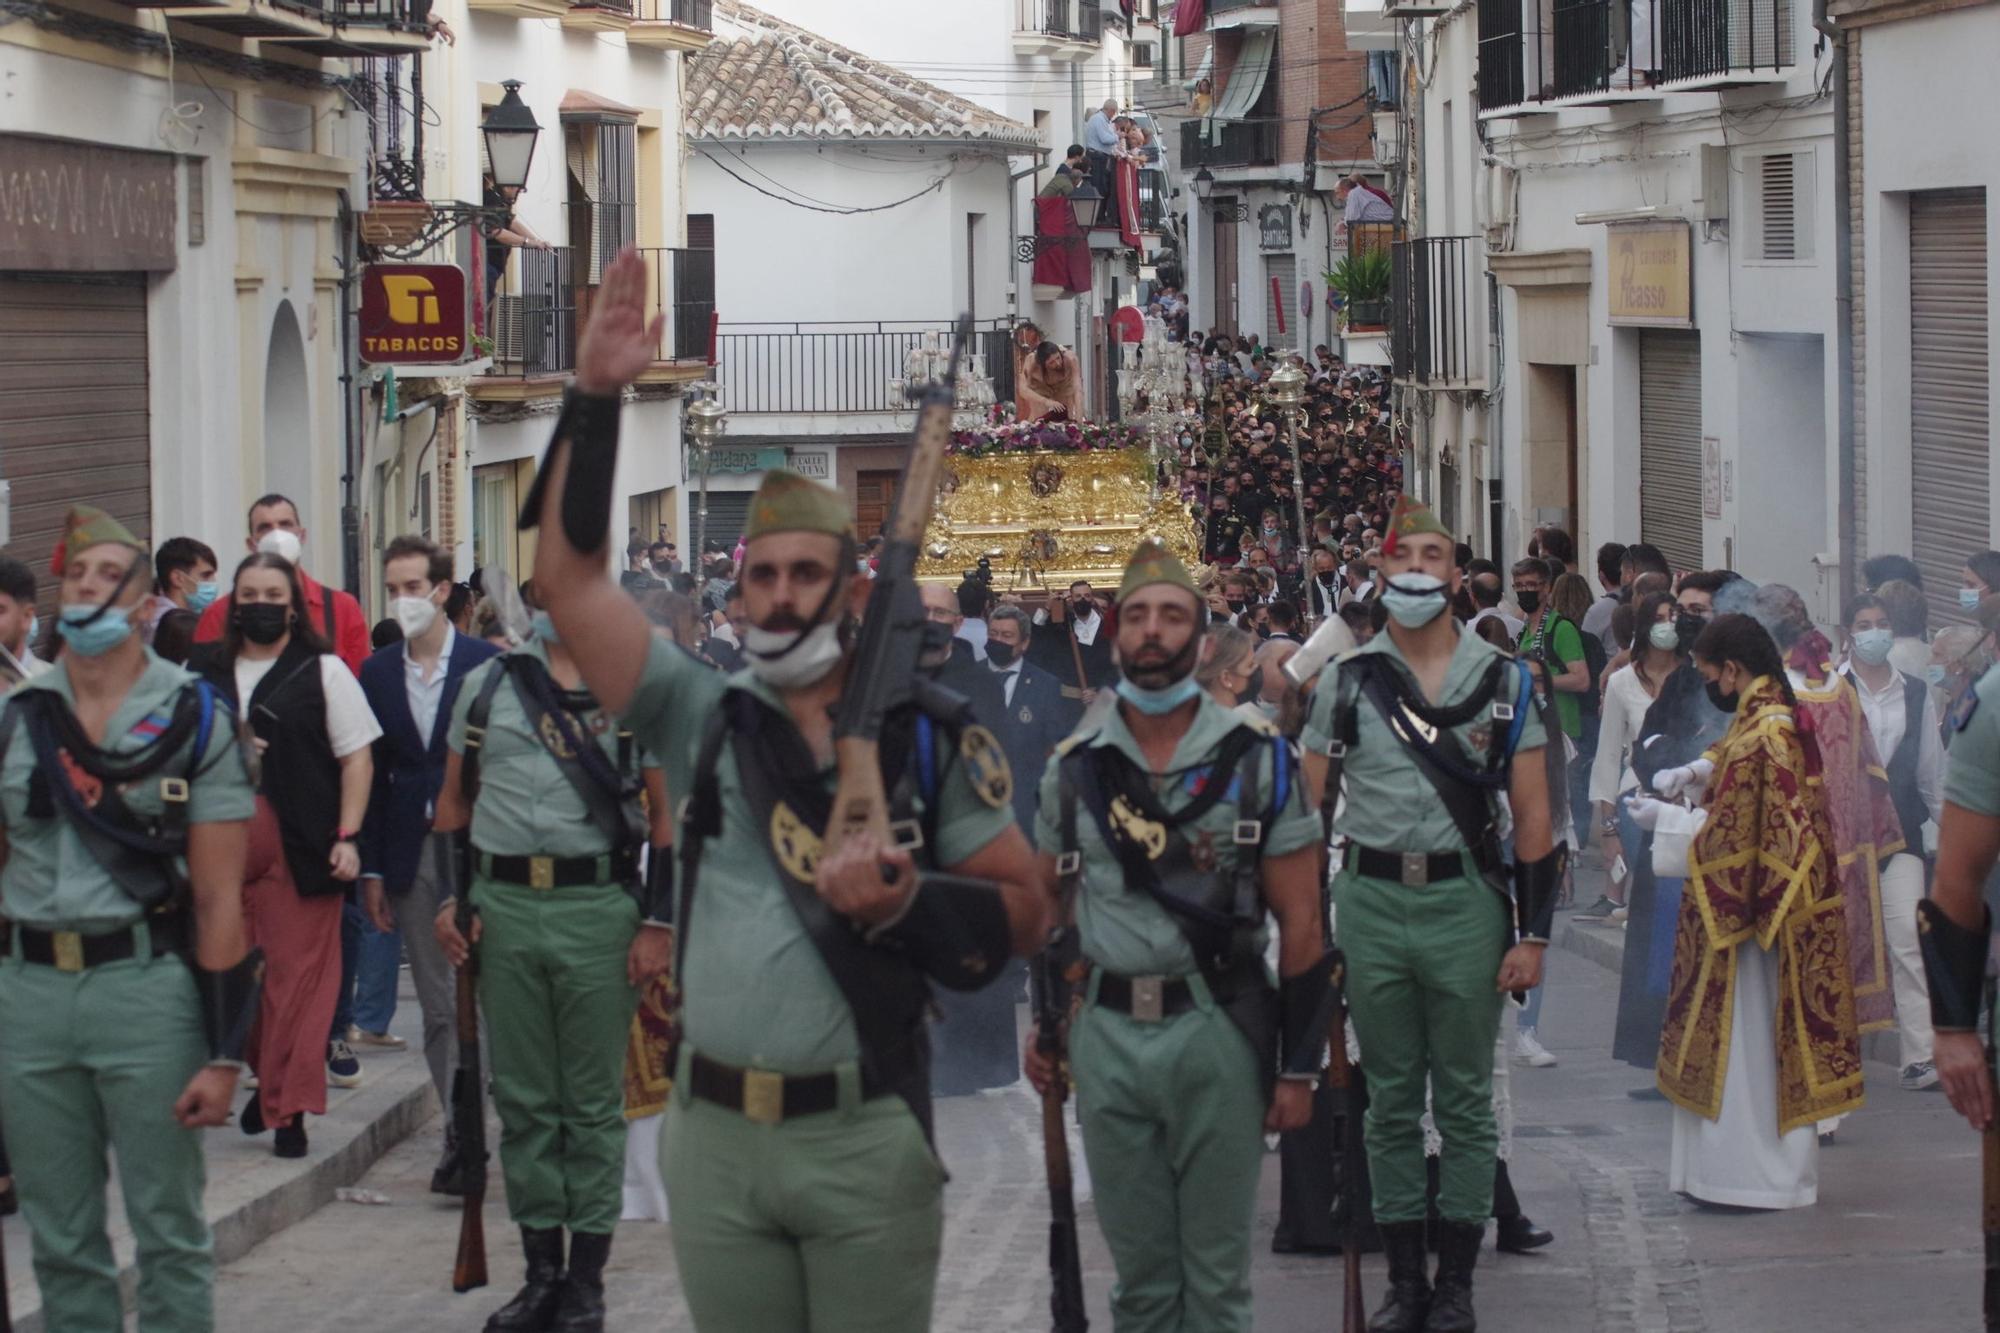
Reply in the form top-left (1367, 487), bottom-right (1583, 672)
top-left (458, 660), bottom-right (511, 804)
top-left (674, 707), bottom-right (732, 981)
top-left (1352, 667), bottom-right (1505, 879)
top-left (502, 654), bottom-right (643, 854)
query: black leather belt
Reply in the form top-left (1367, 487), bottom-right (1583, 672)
top-left (1094, 971), bottom-right (1199, 1021)
top-left (479, 850), bottom-right (635, 890)
top-left (7, 919), bottom-right (183, 972)
top-left (1351, 844), bottom-right (1481, 888)
top-left (686, 1051), bottom-right (889, 1126)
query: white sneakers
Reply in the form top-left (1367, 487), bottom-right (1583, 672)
top-left (1514, 1027), bottom-right (1558, 1068)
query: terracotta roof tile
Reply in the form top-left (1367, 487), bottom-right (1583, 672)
top-left (684, 0), bottom-right (1041, 147)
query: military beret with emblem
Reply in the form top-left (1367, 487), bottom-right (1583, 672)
top-left (1117, 538), bottom-right (1199, 604)
top-left (51, 504), bottom-right (145, 576)
top-left (745, 469), bottom-right (855, 542)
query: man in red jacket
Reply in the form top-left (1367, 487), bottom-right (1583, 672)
top-left (193, 493), bottom-right (370, 673)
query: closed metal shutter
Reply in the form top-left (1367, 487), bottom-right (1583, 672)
top-left (696, 490), bottom-right (754, 555)
top-left (1639, 328), bottom-right (1703, 573)
top-left (1910, 188), bottom-right (1989, 625)
top-left (1263, 253), bottom-right (1296, 347)
top-left (0, 276), bottom-right (151, 615)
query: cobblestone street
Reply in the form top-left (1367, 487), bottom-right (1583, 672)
top-left (203, 915), bottom-right (1987, 1332)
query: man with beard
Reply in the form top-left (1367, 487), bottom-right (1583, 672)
top-left (1300, 496), bottom-right (1557, 1333)
top-left (1031, 579), bottom-right (1115, 703)
top-left (522, 252), bottom-right (1047, 1331)
top-left (1025, 540), bottom-right (1325, 1332)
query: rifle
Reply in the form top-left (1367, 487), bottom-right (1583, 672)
top-left (450, 884), bottom-right (489, 1295)
top-left (1986, 977), bottom-right (1998, 1332)
top-left (828, 314), bottom-right (971, 846)
top-left (1326, 956), bottom-right (1364, 1333)
top-left (1032, 938), bottom-right (1088, 1333)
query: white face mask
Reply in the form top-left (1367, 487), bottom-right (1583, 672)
top-left (742, 619), bottom-right (843, 689)
top-left (392, 593), bottom-right (439, 640)
top-left (257, 530), bottom-right (304, 565)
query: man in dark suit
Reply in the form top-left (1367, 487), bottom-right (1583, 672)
top-left (981, 605), bottom-right (1080, 831)
top-left (357, 534), bottom-right (501, 1192)
top-left (1027, 580), bottom-right (1115, 706)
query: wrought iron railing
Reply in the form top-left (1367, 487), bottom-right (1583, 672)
top-left (332, 0), bottom-right (430, 25)
top-left (1179, 117), bottom-right (1280, 169)
top-left (713, 320), bottom-right (1015, 415)
top-left (665, 246), bottom-right (714, 362)
top-left (488, 244), bottom-right (711, 376)
top-left (1479, 0), bottom-right (1790, 109)
top-left (1016, 0), bottom-right (1103, 40)
top-left (1136, 167), bottom-right (1167, 233)
top-left (1391, 236), bottom-right (1483, 387)
top-left (635, 0), bottom-right (709, 22)
top-left (1659, 0), bottom-right (1792, 82)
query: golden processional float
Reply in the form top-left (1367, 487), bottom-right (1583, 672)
top-left (911, 319), bottom-right (1206, 592)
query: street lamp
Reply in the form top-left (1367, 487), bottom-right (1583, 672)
top-left (1067, 180), bottom-right (1103, 232)
top-left (1262, 355), bottom-right (1316, 623)
top-left (685, 383), bottom-right (728, 565)
top-left (1192, 166), bottom-right (1215, 201)
top-left (482, 81), bottom-right (543, 193)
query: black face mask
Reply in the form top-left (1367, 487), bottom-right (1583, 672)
top-left (1516, 590), bottom-right (1543, 615)
top-left (1705, 679), bottom-right (1739, 715)
top-left (1235, 664), bottom-right (1265, 707)
top-left (1255, 624), bottom-right (1272, 641)
top-left (985, 640), bottom-right (1018, 668)
top-left (1676, 611), bottom-right (1708, 655)
top-left (1225, 597), bottom-right (1248, 613)
top-left (236, 602), bottom-right (291, 646)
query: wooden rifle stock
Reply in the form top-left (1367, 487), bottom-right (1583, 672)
top-left (1985, 978), bottom-right (1999, 1331)
top-left (451, 896), bottom-right (489, 1295)
top-left (1033, 946), bottom-right (1088, 1333)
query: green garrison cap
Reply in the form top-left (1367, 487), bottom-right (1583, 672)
top-left (51, 505), bottom-right (144, 575)
top-left (1382, 493), bottom-right (1449, 556)
top-left (1117, 538), bottom-right (1199, 603)
top-left (745, 469), bottom-right (855, 542)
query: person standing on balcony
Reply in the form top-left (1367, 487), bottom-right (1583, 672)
top-left (480, 170), bottom-right (553, 313)
top-left (1334, 174), bottom-right (1396, 243)
top-left (1084, 98), bottom-right (1122, 224)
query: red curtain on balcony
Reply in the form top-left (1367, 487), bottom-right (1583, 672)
top-left (1115, 158), bottom-right (1142, 248)
top-left (1033, 196), bottom-right (1091, 295)
top-left (1172, 0), bottom-right (1205, 37)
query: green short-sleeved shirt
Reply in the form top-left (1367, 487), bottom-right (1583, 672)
top-left (1944, 668), bottom-right (2000, 816)
top-left (448, 640), bottom-right (656, 860)
top-left (1518, 614), bottom-right (1583, 738)
top-left (1301, 627), bottom-right (1546, 855)
top-left (1034, 693), bottom-right (1319, 977)
top-left (0, 654), bottom-right (255, 931)
top-left (624, 636), bottom-right (1015, 1074)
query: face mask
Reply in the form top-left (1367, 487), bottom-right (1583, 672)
top-left (1927, 663), bottom-right (1950, 687)
top-left (1647, 621), bottom-right (1681, 653)
top-left (1256, 624), bottom-right (1272, 641)
top-left (985, 640), bottom-right (1018, 668)
top-left (1225, 597), bottom-right (1247, 613)
top-left (392, 593), bottom-right (440, 640)
top-left (1705, 679), bottom-right (1740, 715)
top-left (1235, 664), bottom-right (1265, 707)
top-left (744, 619), bottom-right (843, 689)
top-left (1116, 674), bottom-right (1201, 715)
top-left (257, 530), bottom-right (304, 565)
top-left (1072, 600), bottom-right (1098, 623)
top-left (188, 580), bottom-right (222, 616)
top-left (1382, 573), bottom-right (1449, 628)
top-left (1963, 587), bottom-right (1983, 609)
top-left (57, 603), bottom-right (134, 658)
top-left (1850, 627), bottom-right (1894, 666)
top-left (1516, 589), bottom-right (1542, 615)
top-left (531, 610), bottom-right (559, 645)
top-left (236, 603), bottom-right (290, 646)
top-left (1676, 611), bottom-right (1708, 654)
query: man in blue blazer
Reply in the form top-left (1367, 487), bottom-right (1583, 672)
top-left (979, 605), bottom-right (1081, 833)
top-left (357, 535), bottom-right (501, 1192)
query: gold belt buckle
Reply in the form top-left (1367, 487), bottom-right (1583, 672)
top-left (1401, 852), bottom-right (1429, 888)
top-left (52, 931), bottom-right (84, 973)
top-left (741, 1068), bottom-right (785, 1125)
top-left (528, 856), bottom-right (556, 891)
top-left (1131, 976), bottom-right (1165, 1023)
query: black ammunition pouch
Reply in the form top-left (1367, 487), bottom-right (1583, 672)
top-left (1917, 898), bottom-right (1991, 1032)
top-left (872, 872), bottom-right (1014, 992)
top-left (196, 948), bottom-right (266, 1064)
top-left (1512, 845), bottom-right (1567, 943)
top-left (1280, 950), bottom-right (1343, 1079)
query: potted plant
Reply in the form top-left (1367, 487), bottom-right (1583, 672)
top-left (1326, 250), bottom-right (1393, 331)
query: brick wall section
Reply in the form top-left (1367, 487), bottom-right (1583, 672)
top-left (1848, 30), bottom-right (1866, 555)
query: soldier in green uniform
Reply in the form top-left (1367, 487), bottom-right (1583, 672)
top-left (517, 250), bottom-right (1048, 1332)
top-left (433, 593), bottom-right (674, 1333)
top-left (1920, 655), bottom-right (2000, 1132)
top-left (0, 506), bottom-right (259, 1333)
top-left (1299, 495), bottom-right (1559, 1333)
top-left (1023, 540), bottom-right (1329, 1333)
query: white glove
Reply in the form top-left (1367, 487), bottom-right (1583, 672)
top-left (1653, 758), bottom-right (1714, 799)
top-left (1625, 796), bottom-right (1667, 831)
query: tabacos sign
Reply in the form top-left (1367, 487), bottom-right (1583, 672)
top-left (359, 264), bottom-right (468, 364)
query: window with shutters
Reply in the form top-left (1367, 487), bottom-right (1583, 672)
top-left (1747, 150), bottom-right (1813, 263)
top-left (687, 213), bottom-right (715, 250)
top-left (563, 117), bottom-right (638, 284)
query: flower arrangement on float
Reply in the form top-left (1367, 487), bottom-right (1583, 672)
top-left (946, 409), bottom-right (1151, 458)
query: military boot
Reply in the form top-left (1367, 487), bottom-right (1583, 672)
top-left (1367, 1220), bottom-right (1431, 1333)
top-left (1425, 1219), bottom-right (1484, 1333)
top-left (484, 1227), bottom-right (565, 1332)
top-left (552, 1231), bottom-right (612, 1333)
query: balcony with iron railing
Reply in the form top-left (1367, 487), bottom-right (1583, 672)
top-left (1179, 117), bottom-right (1281, 170)
top-left (1391, 236), bottom-right (1487, 388)
top-left (1476, 0), bottom-right (1793, 115)
top-left (486, 244), bottom-right (713, 383)
top-left (562, 0), bottom-right (633, 33)
top-left (630, 0), bottom-right (711, 45)
top-left (1013, 0), bottom-right (1105, 57)
top-left (712, 320), bottom-right (1015, 416)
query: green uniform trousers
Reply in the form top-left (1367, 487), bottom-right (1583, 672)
top-left (1334, 868), bottom-right (1507, 1224)
top-left (660, 1048), bottom-right (944, 1332)
top-left (473, 877), bottom-right (638, 1234)
top-left (0, 947), bottom-right (213, 1333)
top-left (1071, 984), bottom-right (1267, 1333)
